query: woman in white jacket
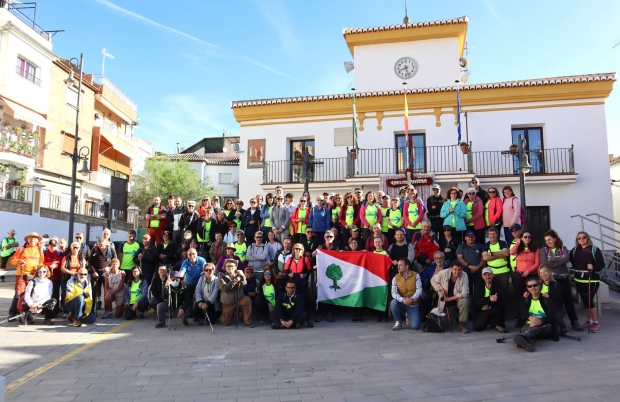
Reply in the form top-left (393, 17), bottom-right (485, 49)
top-left (24, 265), bottom-right (56, 325)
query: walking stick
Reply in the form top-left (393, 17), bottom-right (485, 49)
top-left (235, 278), bottom-right (239, 330)
top-left (204, 306), bottom-right (215, 333)
top-left (587, 275), bottom-right (591, 335)
top-left (168, 277), bottom-right (174, 330)
top-left (0, 312), bottom-right (28, 325)
top-left (496, 324), bottom-right (550, 343)
top-left (445, 303), bottom-right (453, 333)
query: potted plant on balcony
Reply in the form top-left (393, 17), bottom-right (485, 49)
top-left (509, 144), bottom-right (518, 153)
top-left (13, 126), bottom-right (23, 137)
top-left (459, 141), bottom-right (469, 154)
top-left (294, 150), bottom-right (303, 163)
top-left (349, 148), bottom-right (358, 160)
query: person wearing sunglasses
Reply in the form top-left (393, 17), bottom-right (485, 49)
top-left (570, 231), bottom-right (605, 333)
top-left (284, 244), bottom-right (314, 326)
top-left (256, 268), bottom-right (278, 323)
top-left (171, 196), bottom-right (187, 245)
top-left (23, 265), bottom-right (56, 325)
top-left (243, 199), bottom-right (262, 244)
top-left (426, 184), bottom-right (446, 234)
top-left (260, 193), bottom-right (276, 234)
top-left (145, 196), bottom-right (167, 245)
top-left (309, 195), bottom-right (330, 241)
top-left (65, 268), bottom-right (96, 327)
top-left (270, 194), bottom-right (290, 242)
top-left (484, 186), bottom-right (503, 230)
top-left (514, 277), bottom-right (559, 352)
top-left (197, 196), bottom-right (212, 218)
top-left (195, 263), bottom-right (222, 326)
top-left (272, 279), bottom-right (307, 330)
top-left (338, 192), bottom-right (360, 246)
top-left (463, 187), bottom-right (486, 245)
top-left (510, 231), bottom-right (540, 327)
top-left (43, 237), bottom-right (63, 317)
top-left (403, 186), bottom-right (425, 244)
top-left (290, 198), bottom-right (310, 245)
top-left (469, 177), bottom-right (487, 205)
top-left (180, 201), bottom-right (201, 240)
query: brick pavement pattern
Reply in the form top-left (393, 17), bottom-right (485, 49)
top-left (2, 282), bottom-right (620, 401)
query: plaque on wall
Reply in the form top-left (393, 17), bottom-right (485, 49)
top-left (334, 127), bottom-right (354, 147)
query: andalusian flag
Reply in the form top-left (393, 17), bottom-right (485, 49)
top-left (404, 84), bottom-right (409, 137)
top-left (316, 249), bottom-right (390, 310)
top-left (352, 90), bottom-right (359, 148)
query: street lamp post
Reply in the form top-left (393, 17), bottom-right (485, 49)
top-left (501, 134), bottom-right (532, 229)
top-left (63, 53), bottom-right (91, 241)
top-left (291, 146), bottom-right (323, 194)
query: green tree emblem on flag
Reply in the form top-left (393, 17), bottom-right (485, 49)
top-left (325, 264), bottom-right (343, 291)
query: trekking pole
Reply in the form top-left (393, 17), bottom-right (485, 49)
top-left (168, 278), bottom-right (173, 331)
top-left (235, 278), bottom-right (239, 329)
top-left (205, 307), bottom-right (215, 333)
top-left (587, 275), bottom-right (591, 335)
top-left (496, 324), bottom-right (550, 343)
top-left (0, 312), bottom-right (28, 325)
top-left (445, 303), bottom-right (453, 333)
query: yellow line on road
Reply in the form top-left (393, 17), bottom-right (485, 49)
top-left (5, 320), bottom-right (134, 393)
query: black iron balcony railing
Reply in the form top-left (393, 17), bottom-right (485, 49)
top-left (263, 157), bottom-right (347, 184)
top-left (16, 66), bottom-right (41, 86)
top-left (471, 146), bottom-right (574, 176)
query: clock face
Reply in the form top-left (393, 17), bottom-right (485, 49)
top-left (394, 57), bottom-right (418, 80)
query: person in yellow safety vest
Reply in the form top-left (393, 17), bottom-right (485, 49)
top-left (197, 206), bottom-right (216, 254)
top-left (379, 195), bottom-right (391, 239)
top-left (146, 196), bottom-right (167, 245)
top-left (234, 230), bottom-right (248, 263)
top-left (481, 227), bottom-right (510, 289)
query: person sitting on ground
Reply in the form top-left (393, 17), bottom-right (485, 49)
top-left (538, 266), bottom-right (569, 335)
top-left (43, 237), bottom-right (63, 317)
top-left (102, 258), bottom-right (126, 319)
top-left (243, 267), bottom-right (258, 306)
top-left (149, 265), bottom-right (169, 314)
top-left (431, 260), bottom-right (470, 333)
top-left (513, 277), bottom-right (559, 352)
top-left (437, 226), bottom-right (461, 265)
top-left (123, 266), bottom-right (149, 320)
top-left (154, 270), bottom-right (185, 328)
top-left (195, 263), bottom-right (222, 326)
top-left (272, 279), bottom-right (307, 329)
top-left (390, 258), bottom-right (422, 331)
top-left (473, 267), bottom-right (507, 333)
top-left (419, 251), bottom-right (448, 320)
top-left (256, 268), bottom-right (278, 323)
top-left (65, 268), bottom-right (96, 327)
top-left (219, 259), bottom-right (254, 327)
top-left (216, 243), bottom-right (243, 274)
top-left (482, 226), bottom-right (510, 289)
top-left (23, 265), bottom-right (56, 325)
top-left (456, 230), bottom-right (485, 295)
top-left (412, 220), bottom-right (439, 273)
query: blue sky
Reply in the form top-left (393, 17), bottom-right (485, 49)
top-left (34, 0), bottom-right (620, 155)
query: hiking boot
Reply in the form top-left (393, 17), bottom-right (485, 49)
top-left (495, 325), bottom-right (507, 334)
top-left (102, 312), bottom-right (112, 319)
top-left (392, 322), bottom-right (402, 331)
top-left (44, 319), bottom-right (54, 325)
top-left (198, 319), bottom-right (205, 326)
top-left (155, 322), bottom-right (166, 328)
top-left (271, 323), bottom-right (281, 330)
top-left (590, 322), bottom-right (601, 333)
top-left (307, 319), bottom-right (314, 328)
top-left (571, 320), bottom-right (584, 331)
top-left (73, 318), bottom-right (82, 327)
top-left (182, 319), bottom-right (189, 327)
top-left (513, 334), bottom-right (535, 352)
top-left (97, 300), bottom-right (102, 310)
top-left (459, 322), bottom-right (469, 333)
top-left (67, 312), bottom-right (74, 323)
top-left (293, 322), bottom-right (301, 329)
top-left (327, 313), bottom-right (334, 322)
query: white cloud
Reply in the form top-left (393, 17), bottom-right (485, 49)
top-left (254, 0), bottom-right (300, 57)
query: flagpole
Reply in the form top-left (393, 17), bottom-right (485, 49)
top-left (456, 80), bottom-right (462, 145)
top-left (403, 82), bottom-right (412, 171)
top-left (351, 88), bottom-right (358, 149)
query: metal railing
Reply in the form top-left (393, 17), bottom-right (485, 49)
top-left (15, 66), bottom-right (41, 86)
top-left (0, 184), bottom-right (32, 201)
top-left (6, 4), bottom-right (50, 40)
top-left (472, 147), bottom-right (574, 176)
top-left (263, 158), bottom-right (347, 184)
top-left (93, 75), bottom-right (138, 112)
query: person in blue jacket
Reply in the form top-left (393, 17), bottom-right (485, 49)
top-left (440, 187), bottom-right (467, 240)
top-left (308, 195), bottom-right (331, 239)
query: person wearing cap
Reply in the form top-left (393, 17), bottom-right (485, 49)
top-left (216, 242), bottom-right (243, 274)
top-left (219, 259), bottom-right (254, 327)
top-left (469, 177), bottom-right (487, 205)
top-left (440, 187), bottom-right (467, 239)
top-left (338, 191), bottom-right (360, 245)
top-left (309, 195), bottom-right (330, 240)
top-left (120, 230), bottom-right (140, 277)
top-left (464, 187), bottom-right (486, 245)
top-left (43, 237), bottom-right (63, 316)
top-left (390, 258), bottom-right (422, 331)
top-left (431, 260), bottom-right (470, 333)
top-left (1, 229), bottom-right (18, 282)
top-left (482, 227), bottom-right (510, 289)
top-left (175, 230), bottom-right (194, 262)
top-left (134, 234), bottom-right (159, 286)
top-left (437, 225), bottom-right (461, 265)
top-left (456, 230), bottom-right (486, 295)
top-left (473, 267), bottom-right (507, 333)
top-left (270, 194), bottom-right (291, 243)
top-left (180, 200), bottom-right (201, 239)
top-left (9, 232), bottom-right (44, 316)
top-left (427, 184), bottom-right (446, 234)
top-left (89, 236), bottom-right (118, 310)
top-left (403, 186), bottom-right (425, 244)
top-left (145, 196), bottom-right (167, 245)
top-left (247, 231), bottom-right (269, 282)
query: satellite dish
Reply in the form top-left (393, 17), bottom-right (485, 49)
top-left (344, 62), bottom-right (354, 73)
top-left (460, 70), bottom-right (470, 83)
top-left (459, 57), bottom-right (468, 68)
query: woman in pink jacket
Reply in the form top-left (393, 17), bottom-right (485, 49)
top-left (501, 186), bottom-right (521, 243)
top-left (510, 230), bottom-right (540, 298)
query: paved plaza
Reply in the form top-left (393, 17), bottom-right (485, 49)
top-left (3, 281), bottom-right (620, 402)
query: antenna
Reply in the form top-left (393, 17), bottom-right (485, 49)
top-left (403, 0), bottom-right (410, 24)
top-left (613, 40), bottom-right (620, 49)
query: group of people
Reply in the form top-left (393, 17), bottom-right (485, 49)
top-left (4, 179), bottom-right (605, 353)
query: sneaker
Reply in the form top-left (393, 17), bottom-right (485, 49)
top-left (293, 322), bottom-right (301, 329)
top-left (73, 318), bottom-right (82, 327)
top-left (327, 313), bottom-right (334, 322)
top-left (307, 319), bottom-right (314, 328)
top-left (582, 320), bottom-right (592, 329)
top-left (101, 312), bottom-right (112, 319)
top-left (392, 322), bottom-right (402, 331)
top-left (513, 334), bottom-right (535, 352)
top-left (460, 322), bottom-right (469, 334)
top-left (67, 312), bottom-right (74, 323)
top-left (495, 325), bottom-right (507, 334)
top-left (44, 319), bottom-right (54, 325)
top-left (62, 312), bottom-right (68, 319)
top-left (155, 322), bottom-right (166, 328)
top-left (198, 319), bottom-right (205, 326)
top-left (571, 320), bottom-right (584, 332)
top-left (182, 319), bottom-right (189, 327)
top-left (245, 323), bottom-right (255, 328)
top-left (271, 323), bottom-right (281, 330)
top-left (591, 322), bottom-right (601, 333)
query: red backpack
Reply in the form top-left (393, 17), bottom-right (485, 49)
top-left (512, 198), bottom-right (526, 226)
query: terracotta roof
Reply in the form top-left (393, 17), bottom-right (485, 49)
top-left (610, 154), bottom-right (620, 167)
top-left (204, 157), bottom-right (239, 166)
top-left (231, 73), bottom-right (617, 108)
top-left (163, 153), bottom-right (239, 166)
top-left (165, 153), bottom-right (203, 161)
top-left (342, 16), bottom-right (468, 35)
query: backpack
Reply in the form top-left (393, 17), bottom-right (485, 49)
top-left (423, 313), bottom-right (444, 333)
top-left (511, 198), bottom-right (526, 226)
top-left (18, 281), bottom-right (37, 313)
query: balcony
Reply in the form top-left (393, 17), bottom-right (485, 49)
top-left (40, 193), bottom-right (126, 222)
top-left (0, 127), bottom-right (37, 168)
top-left (16, 66), bottom-right (41, 86)
top-left (261, 143), bottom-right (576, 185)
top-left (5, 3), bottom-right (51, 41)
top-left (93, 75), bottom-right (137, 113)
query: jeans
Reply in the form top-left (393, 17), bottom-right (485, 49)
top-left (390, 299), bottom-right (420, 329)
top-left (65, 296), bottom-right (96, 323)
top-left (473, 304), bottom-right (506, 331)
top-left (556, 276), bottom-right (578, 322)
top-left (125, 299), bottom-right (149, 320)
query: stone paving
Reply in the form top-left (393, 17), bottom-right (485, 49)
top-left (3, 280), bottom-right (620, 402)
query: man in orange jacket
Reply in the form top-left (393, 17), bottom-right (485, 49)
top-left (8, 232), bottom-right (44, 316)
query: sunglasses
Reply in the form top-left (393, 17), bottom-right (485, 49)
top-left (488, 191), bottom-right (497, 194)
top-left (286, 287), bottom-right (296, 290)
top-left (72, 246), bottom-right (79, 249)
top-left (347, 196), bottom-right (353, 199)
top-left (522, 235), bottom-right (531, 239)
top-left (37, 270), bottom-right (47, 274)
top-left (294, 248), bottom-right (304, 251)
top-left (250, 201), bottom-right (256, 204)
top-left (237, 234), bottom-right (244, 236)
top-left (255, 236), bottom-right (262, 238)
top-left (75, 236), bottom-right (82, 239)
top-left (187, 205), bottom-right (195, 207)
top-left (324, 235), bottom-right (334, 238)
top-left (577, 236), bottom-right (587, 240)
top-left (467, 192), bottom-right (475, 195)
top-left (204, 269), bottom-right (214, 272)
top-left (78, 273), bottom-right (88, 277)
top-left (471, 181), bottom-right (478, 184)
top-left (526, 284), bottom-right (539, 288)
top-left (264, 272), bottom-right (272, 276)
top-left (306, 231), bottom-right (314, 234)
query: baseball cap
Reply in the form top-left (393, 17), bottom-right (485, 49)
top-left (329, 192), bottom-right (335, 197)
top-left (431, 184), bottom-right (441, 190)
top-left (464, 230), bottom-right (476, 237)
top-left (481, 267), bottom-right (493, 275)
top-left (129, 230), bottom-right (137, 235)
top-left (183, 230), bottom-right (193, 239)
top-left (442, 225), bottom-right (453, 231)
top-left (170, 271), bottom-right (184, 280)
top-left (471, 177), bottom-right (480, 183)
top-left (236, 229), bottom-right (245, 235)
top-left (351, 225), bottom-right (360, 232)
top-left (510, 224), bottom-right (522, 231)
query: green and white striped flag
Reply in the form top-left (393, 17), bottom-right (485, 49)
top-left (352, 91), bottom-right (359, 149)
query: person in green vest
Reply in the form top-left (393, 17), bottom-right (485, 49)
top-left (379, 195), bottom-right (391, 240)
top-left (120, 230), bottom-right (140, 278)
top-left (372, 237), bottom-right (388, 255)
top-left (256, 267), bottom-right (278, 323)
top-left (508, 223), bottom-right (522, 303)
top-left (329, 193), bottom-right (342, 231)
top-left (386, 197), bottom-right (403, 245)
top-left (260, 193), bottom-right (275, 233)
top-left (1, 229), bottom-right (18, 282)
top-left (359, 191), bottom-right (381, 241)
top-left (197, 206), bottom-right (216, 257)
top-left (514, 277), bottom-right (559, 352)
top-left (403, 186), bottom-right (425, 244)
top-left (481, 227), bottom-right (510, 289)
top-left (473, 267), bottom-right (507, 333)
top-left (234, 230), bottom-right (248, 263)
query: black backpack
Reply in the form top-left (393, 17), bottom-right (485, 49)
top-left (423, 313), bottom-right (444, 333)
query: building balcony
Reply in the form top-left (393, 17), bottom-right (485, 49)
top-left (261, 143), bottom-right (577, 187)
top-left (0, 128), bottom-right (37, 168)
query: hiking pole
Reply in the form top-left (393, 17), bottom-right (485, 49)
top-left (559, 333), bottom-right (582, 342)
top-left (587, 275), bottom-right (591, 335)
top-left (0, 312), bottom-right (28, 325)
top-left (235, 278), bottom-right (239, 330)
top-left (445, 303), bottom-right (453, 333)
top-left (496, 324), bottom-right (550, 343)
top-left (204, 306), bottom-right (215, 333)
top-left (168, 277), bottom-right (173, 331)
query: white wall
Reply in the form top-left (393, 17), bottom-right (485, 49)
top-left (353, 38), bottom-right (461, 92)
top-left (187, 162), bottom-right (239, 199)
top-left (611, 163), bottom-right (620, 250)
top-left (0, 8), bottom-right (54, 114)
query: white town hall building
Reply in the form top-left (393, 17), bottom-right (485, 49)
top-left (231, 15), bottom-right (616, 243)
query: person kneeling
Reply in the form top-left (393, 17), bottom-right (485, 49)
top-left (513, 277), bottom-right (559, 352)
top-left (155, 271), bottom-right (187, 328)
top-left (195, 263), bottom-right (222, 326)
top-left (390, 258), bottom-right (422, 331)
top-left (219, 259), bottom-right (254, 327)
top-left (473, 268), bottom-right (507, 333)
top-left (24, 265), bottom-right (57, 325)
top-left (431, 261), bottom-right (470, 333)
top-left (124, 266), bottom-right (149, 320)
top-left (272, 280), bottom-right (307, 329)
top-left (65, 268), bottom-right (96, 327)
